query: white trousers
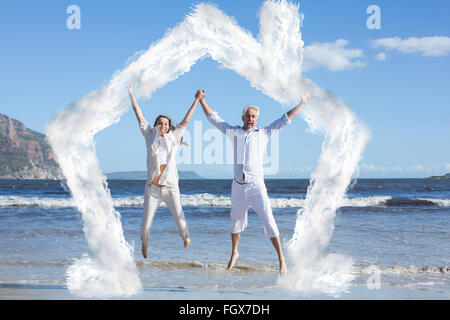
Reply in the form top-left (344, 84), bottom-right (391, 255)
top-left (230, 180), bottom-right (280, 238)
top-left (141, 184), bottom-right (190, 244)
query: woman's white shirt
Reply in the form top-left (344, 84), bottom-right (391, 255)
top-left (139, 120), bottom-right (185, 187)
top-left (157, 135), bottom-right (169, 166)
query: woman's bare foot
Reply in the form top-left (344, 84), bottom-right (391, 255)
top-left (142, 243), bottom-right (148, 259)
top-left (227, 251), bottom-right (239, 271)
top-left (184, 238), bottom-right (191, 248)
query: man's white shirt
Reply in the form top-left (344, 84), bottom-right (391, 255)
top-left (206, 111), bottom-right (291, 183)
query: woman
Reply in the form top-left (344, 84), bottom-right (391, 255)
top-left (128, 83), bottom-right (200, 259)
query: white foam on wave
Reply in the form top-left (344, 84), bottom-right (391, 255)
top-left (0, 195), bottom-right (75, 208)
top-left (0, 194), bottom-right (297, 208)
top-left (418, 198), bottom-right (450, 207)
top-left (341, 196), bottom-right (391, 207)
top-left (3, 194), bottom-right (449, 209)
top-left (379, 265), bottom-right (450, 275)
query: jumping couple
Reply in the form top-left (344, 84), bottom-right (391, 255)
top-left (128, 83), bottom-right (313, 277)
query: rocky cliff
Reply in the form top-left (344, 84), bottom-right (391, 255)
top-left (0, 113), bottom-right (62, 179)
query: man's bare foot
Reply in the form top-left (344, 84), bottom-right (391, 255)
top-left (184, 238), bottom-right (191, 248)
top-left (227, 251), bottom-right (239, 271)
top-left (142, 243), bottom-right (148, 259)
top-left (279, 257), bottom-right (287, 277)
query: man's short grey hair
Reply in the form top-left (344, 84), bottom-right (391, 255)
top-left (242, 105), bottom-right (260, 116)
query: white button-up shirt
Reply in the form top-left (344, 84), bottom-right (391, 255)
top-left (206, 111), bottom-right (291, 183)
top-left (140, 121), bottom-right (185, 187)
top-left (157, 135), bottom-right (169, 166)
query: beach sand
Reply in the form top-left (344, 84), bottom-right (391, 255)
top-left (1, 282), bottom-right (449, 300)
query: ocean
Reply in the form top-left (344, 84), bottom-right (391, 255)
top-left (0, 178), bottom-right (449, 300)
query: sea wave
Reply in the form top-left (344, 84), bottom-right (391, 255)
top-left (136, 260), bottom-right (277, 273)
top-left (0, 194), bottom-right (449, 209)
top-left (2, 258), bottom-right (447, 276)
top-left (357, 265), bottom-right (450, 275)
top-left (139, 261), bottom-right (450, 276)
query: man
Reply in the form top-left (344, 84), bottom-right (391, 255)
top-left (196, 88), bottom-right (313, 276)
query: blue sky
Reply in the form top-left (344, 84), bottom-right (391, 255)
top-left (1, 0), bottom-right (449, 178)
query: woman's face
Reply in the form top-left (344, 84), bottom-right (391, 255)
top-left (155, 116), bottom-right (170, 135)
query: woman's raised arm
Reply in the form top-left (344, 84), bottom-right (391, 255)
top-left (179, 90), bottom-right (202, 127)
top-left (128, 83), bottom-right (146, 125)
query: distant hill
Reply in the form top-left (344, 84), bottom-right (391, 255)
top-left (427, 173), bottom-right (450, 179)
top-left (106, 170), bottom-right (203, 180)
top-left (0, 113), bottom-right (62, 179)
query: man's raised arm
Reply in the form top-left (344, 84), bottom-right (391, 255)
top-left (286, 88), bottom-right (314, 120)
top-left (197, 89), bottom-right (236, 135)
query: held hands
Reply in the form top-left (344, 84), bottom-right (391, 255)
top-left (195, 89), bottom-right (206, 102)
top-left (181, 89), bottom-right (204, 127)
top-left (196, 89), bottom-right (213, 115)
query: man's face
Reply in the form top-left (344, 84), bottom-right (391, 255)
top-left (242, 108), bottom-right (259, 131)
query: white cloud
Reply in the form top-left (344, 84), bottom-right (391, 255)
top-left (375, 52), bottom-right (387, 61)
top-left (370, 36), bottom-right (450, 57)
top-left (303, 39), bottom-right (366, 72)
top-left (409, 164), bottom-right (433, 174)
